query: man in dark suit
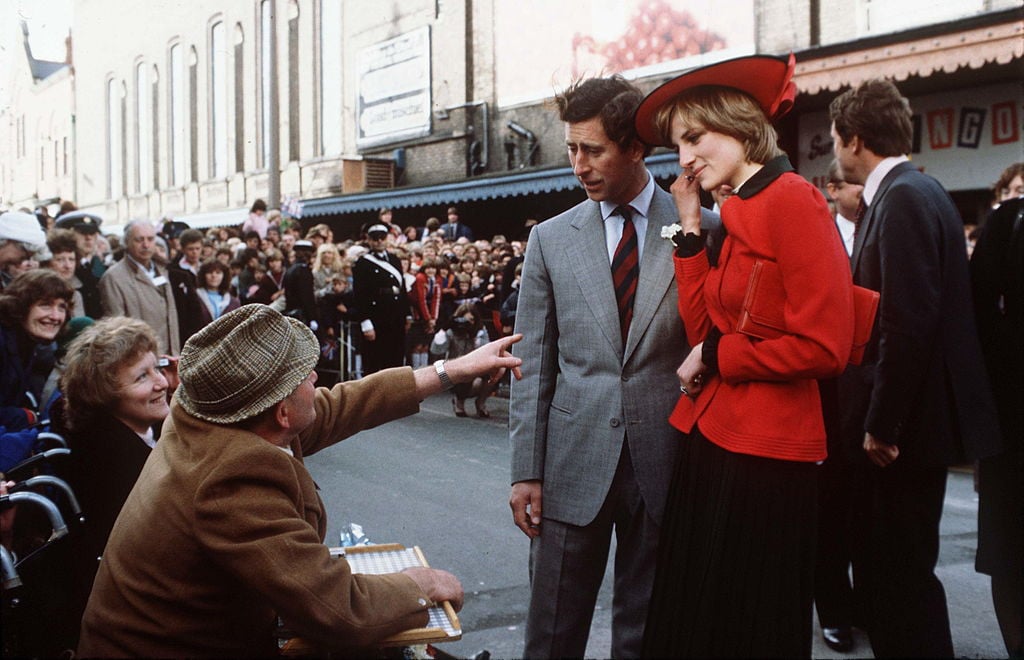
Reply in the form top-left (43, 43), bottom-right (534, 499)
top-left (509, 75), bottom-right (717, 658)
top-left (352, 224), bottom-right (409, 374)
top-left (167, 228), bottom-right (204, 343)
top-left (830, 79), bottom-right (1002, 658)
top-left (440, 207), bottom-right (474, 242)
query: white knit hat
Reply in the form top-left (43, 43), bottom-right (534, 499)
top-left (0, 211), bottom-right (46, 248)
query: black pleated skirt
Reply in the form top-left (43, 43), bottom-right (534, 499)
top-left (642, 428), bottom-right (818, 658)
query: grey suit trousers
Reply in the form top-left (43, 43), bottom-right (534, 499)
top-left (524, 439), bottom-right (659, 659)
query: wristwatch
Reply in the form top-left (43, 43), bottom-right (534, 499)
top-left (434, 360), bottom-right (454, 391)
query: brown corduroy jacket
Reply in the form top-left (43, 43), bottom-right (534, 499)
top-left (78, 367), bottom-right (430, 657)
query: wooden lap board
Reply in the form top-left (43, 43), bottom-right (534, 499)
top-left (277, 543), bottom-right (462, 655)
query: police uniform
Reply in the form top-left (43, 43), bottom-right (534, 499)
top-left (352, 247), bottom-right (408, 374)
top-left (56, 213), bottom-right (106, 318)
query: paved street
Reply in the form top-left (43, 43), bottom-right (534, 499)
top-left (305, 391), bottom-right (1005, 659)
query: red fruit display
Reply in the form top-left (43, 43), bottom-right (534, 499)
top-left (573, 0), bottom-right (727, 74)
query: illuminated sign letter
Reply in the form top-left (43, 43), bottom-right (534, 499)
top-left (927, 109), bottom-right (955, 149)
top-left (957, 108), bottom-right (985, 148)
top-left (991, 101), bottom-right (1020, 145)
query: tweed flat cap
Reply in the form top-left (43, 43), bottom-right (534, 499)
top-left (176, 304), bottom-right (319, 424)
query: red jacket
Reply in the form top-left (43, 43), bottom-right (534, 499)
top-left (671, 163), bottom-right (854, 462)
top-left (411, 272), bottom-right (442, 322)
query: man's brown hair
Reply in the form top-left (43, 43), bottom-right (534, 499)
top-left (829, 79), bottom-right (913, 157)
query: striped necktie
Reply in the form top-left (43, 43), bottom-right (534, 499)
top-left (611, 205), bottom-right (639, 344)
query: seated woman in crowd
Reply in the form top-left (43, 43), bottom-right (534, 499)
top-left (0, 270), bottom-right (74, 469)
top-left (60, 317), bottom-right (172, 618)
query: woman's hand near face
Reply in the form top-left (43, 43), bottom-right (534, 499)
top-left (670, 172), bottom-right (703, 234)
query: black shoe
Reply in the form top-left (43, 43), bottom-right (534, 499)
top-left (822, 626), bottom-right (854, 653)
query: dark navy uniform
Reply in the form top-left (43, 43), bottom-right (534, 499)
top-left (352, 250), bottom-right (408, 374)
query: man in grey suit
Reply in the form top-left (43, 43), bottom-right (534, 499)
top-left (509, 76), bottom-right (716, 658)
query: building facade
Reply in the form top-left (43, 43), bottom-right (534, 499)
top-left (1, 0), bottom-right (1021, 237)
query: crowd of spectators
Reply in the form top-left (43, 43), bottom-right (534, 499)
top-left (2, 200), bottom-right (529, 423)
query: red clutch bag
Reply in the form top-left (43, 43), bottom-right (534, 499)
top-left (737, 259), bottom-right (879, 365)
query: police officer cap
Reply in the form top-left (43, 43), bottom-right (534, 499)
top-left (55, 210), bottom-right (103, 234)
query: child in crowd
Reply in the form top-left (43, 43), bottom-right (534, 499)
top-left (431, 303), bottom-right (493, 417)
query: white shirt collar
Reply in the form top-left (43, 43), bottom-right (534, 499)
top-left (138, 426), bottom-right (157, 448)
top-left (599, 170), bottom-right (655, 221)
top-left (127, 254), bottom-right (157, 278)
top-left (600, 170), bottom-right (654, 262)
top-left (863, 155), bottom-right (910, 206)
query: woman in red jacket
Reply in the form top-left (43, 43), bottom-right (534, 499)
top-left (633, 54), bottom-right (854, 657)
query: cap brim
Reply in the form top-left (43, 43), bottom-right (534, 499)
top-left (635, 53), bottom-right (796, 146)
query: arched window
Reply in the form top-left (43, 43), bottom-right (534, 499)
top-left (189, 46), bottom-right (198, 182)
top-left (151, 64), bottom-right (160, 189)
top-left (106, 78), bottom-right (123, 198)
top-left (258, 0), bottom-right (272, 169)
top-left (318, 0), bottom-right (342, 156)
top-left (233, 24), bottom-right (245, 173)
top-left (287, 0), bottom-right (299, 162)
top-left (135, 62), bottom-right (152, 193)
top-left (210, 20), bottom-right (229, 178)
top-left (169, 42), bottom-right (186, 186)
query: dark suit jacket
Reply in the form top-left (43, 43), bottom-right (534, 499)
top-left (971, 197), bottom-right (1024, 449)
top-left (838, 162), bottom-right (1001, 467)
top-left (167, 261), bottom-right (203, 342)
top-left (283, 262), bottom-right (319, 324)
top-left (441, 222), bottom-right (474, 241)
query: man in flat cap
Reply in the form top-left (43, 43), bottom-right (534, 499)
top-left (0, 211), bottom-right (46, 290)
top-left (79, 304), bottom-right (522, 657)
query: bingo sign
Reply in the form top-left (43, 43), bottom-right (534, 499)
top-left (799, 82), bottom-right (1023, 192)
top-left (357, 26), bottom-right (432, 149)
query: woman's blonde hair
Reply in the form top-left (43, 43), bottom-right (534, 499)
top-left (652, 85), bottom-right (784, 165)
top-left (60, 317), bottom-right (159, 431)
top-left (313, 243), bottom-right (341, 272)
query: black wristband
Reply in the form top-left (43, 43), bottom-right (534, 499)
top-left (701, 326), bottom-right (722, 374)
top-left (673, 231), bottom-right (705, 258)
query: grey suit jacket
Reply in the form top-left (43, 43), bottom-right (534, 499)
top-left (510, 184), bottom-right (717, 527)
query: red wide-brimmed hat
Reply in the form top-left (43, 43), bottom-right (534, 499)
top-left (634, 53), bottom-right (797, 146)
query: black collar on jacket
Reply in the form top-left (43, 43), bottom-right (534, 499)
top-left (735, 155), bottom-right (795, 200)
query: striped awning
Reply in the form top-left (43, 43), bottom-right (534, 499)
top-left (301, 153), bottom-right (681, 217)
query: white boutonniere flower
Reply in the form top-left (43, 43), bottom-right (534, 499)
top-left (661, 223), bottom-right (683, 240)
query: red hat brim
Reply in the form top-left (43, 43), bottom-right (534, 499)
top-left (634, 53), bottom-right (797, 146)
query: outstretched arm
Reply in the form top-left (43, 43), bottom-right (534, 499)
top-left (413, 334), bottom-right (523, 400)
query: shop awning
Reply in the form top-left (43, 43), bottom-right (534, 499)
top-left (794, 10), bottom-right (1022, 95)
top-left (174, 206), bottom-right (249, 229)
top-left (301, 153), bottom-right (681, 218)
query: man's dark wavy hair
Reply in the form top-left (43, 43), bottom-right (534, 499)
top-left (555, 76), bottom-right (651, 156)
